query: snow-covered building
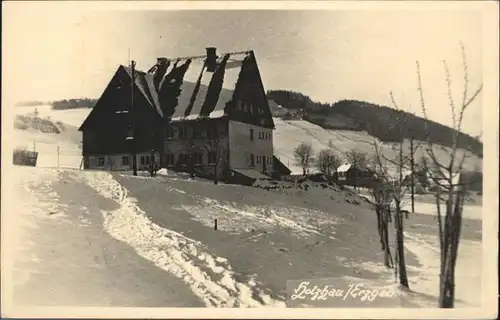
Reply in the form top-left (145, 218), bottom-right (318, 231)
top-left (78, 65), bottom-right (164, 171)
top-left (336, 163), bottom-right (376, 187)
top-left (148, 48), bottom-right (275, 182)
top-left (79, 48), bottom-right (279, 182)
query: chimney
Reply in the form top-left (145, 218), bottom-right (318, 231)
top-left (205, 47), bottom-right (218, 72)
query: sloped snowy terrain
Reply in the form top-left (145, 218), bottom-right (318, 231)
top-left (273, 118), bottom-right (482, 174)
top-left (5, 105), bottom-right (483, 310)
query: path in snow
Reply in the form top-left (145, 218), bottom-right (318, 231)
top-left (82, 170), bottom-right (286, 308)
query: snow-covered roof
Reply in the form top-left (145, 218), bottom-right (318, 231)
top-left (337, 163), bottom-right (351, 173)
top-left (150, 51), bottom-right (252, 122)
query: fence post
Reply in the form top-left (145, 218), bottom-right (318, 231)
top-left (57, 145), bottom-right (60, 168)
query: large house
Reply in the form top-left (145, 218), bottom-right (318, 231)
top-left (78, 65), bottom-right (164, 171)
top-left (79, 48), bottom-right (279, 181)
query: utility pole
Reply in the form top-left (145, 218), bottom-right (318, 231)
top-left (131, 60), bottom-right (138, 176)
top-left (410, 136), bottom-right (415, 213)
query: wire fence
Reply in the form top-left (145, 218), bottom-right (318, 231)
top-left (22, 140), bottom-right (83, 169)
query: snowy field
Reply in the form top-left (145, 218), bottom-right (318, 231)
top-left (401, 201), bottom-right (482, 221)
top-left (4, 106), bottom-right (485, 310)
top-left (4, 161), bottom-right (483, 309)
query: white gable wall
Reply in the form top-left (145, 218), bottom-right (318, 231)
top-left (228, 120), bottom-right (274, 175)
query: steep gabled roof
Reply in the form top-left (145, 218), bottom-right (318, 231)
top-left (149, 51), bottom-right (254, 122)
top-left (123, 66), bottom-right (163, 118)
top-left (80, 50), bottom-right (272, 131)
top-left (79, 65), bottom-right (163, 131)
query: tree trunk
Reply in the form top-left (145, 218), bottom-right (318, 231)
top-left (439, 186), bottom-right (464, 308)
top-left (213, 159), bottom-right (219, 185)
top-left (395, 202), bottom-right (409, 288)
top-left (376, 204), bottom-right (394, 269)
top-left (383, 224), bottom-right (394, 268)
top-left (189, 154), bottom-right (195, 179)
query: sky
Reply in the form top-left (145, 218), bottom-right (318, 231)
top-left (3, 2), bottom-right (487, 137)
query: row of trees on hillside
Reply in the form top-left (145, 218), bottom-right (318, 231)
top-left (267, 88), bottom-right (483, 157)
top-left (293, 140), bottom-right (369, 178)
top-left (51, 98), bottom-right (97, 110)
top-left (290, 45), bottom-right (482, 308)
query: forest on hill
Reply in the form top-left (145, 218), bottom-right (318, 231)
top-left (51, 98), bottom-right (98, 110)
top-left (267, 89), bottom-right (483, 157)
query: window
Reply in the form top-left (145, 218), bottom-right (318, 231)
top-left (166, 126), bottom-right (175, 138)
top-left (257, 156), bottom-right (261, 164)
top-left (140, 156), bottom-right (145, 165)
top-left (208, 152), bottom-right (217, 164)
top-left (206, 125), bottom-right (217, 139)
top-left (267, 157), bottom-right (272, 164)
top-left (193, 125), bottom-right (204, 138)
top-left (250, 128), bottom-right (254, 141)
top-left (179, 126), bottom-right (186, 139)
top-left (177, 154), bottom-right (187, 166)
top-left (250, 154), bottom-right (255, 167)
top-left (97, 157), bottom-right (105, 167)
top-left (122, 156), bottom-right (130, 166)
top-left (165, 154), bottom-right (175, 166)
top-left (193, 153), bottom-right (203, 165)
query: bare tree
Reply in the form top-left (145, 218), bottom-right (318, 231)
top-left (416, 45), bottom-right (482, 308)
top-left (369, 177), bottom-right (395, 269)
top-left (294, 142), bottom-right (314, 175)
top-left (316, 148), bottom-right (342, 179)
top-left (370, 134), bottom-right (414, 288)
top-left (204, 123), bottom-right (228, 185)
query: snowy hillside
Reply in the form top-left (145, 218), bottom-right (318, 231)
top-left (14, 105), bottom-right (91, 128)
top-left (273, 118), bottom-right (482, 174)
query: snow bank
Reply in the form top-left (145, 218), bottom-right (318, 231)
top-left (156, 168), bottom-right (169, 176)
top-left (82, 171), bottom-right (286, 308)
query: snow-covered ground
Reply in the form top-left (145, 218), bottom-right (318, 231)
top-left (4, 161), bottom-right (484, 309)
top-left (401, 201), bottom-right (482, 221)
top-left (14, 105), bottom-right (91, 128)
top-left (4, 106), bottom-right (486, 311)
top-left (82, 170), bottom-right (286, 308)
top-left (273, 117), bottom-right (481, 174)
top-left (404, 232), bottom-right (482, 307)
